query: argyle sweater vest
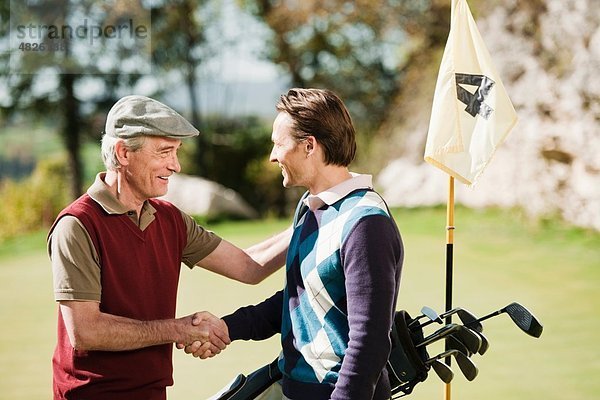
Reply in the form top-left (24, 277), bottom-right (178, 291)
top-left (49, 194), bottom-right (187, 400)
top-left (279, 189), bottom-right (392, 387)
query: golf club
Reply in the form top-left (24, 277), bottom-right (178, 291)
top-left (408, 306), bottom-right (442, 329)
top-left (446, 334), bottom-right (472, 356)
top-left (451, 326), bottom-right (482, 355)
top-left (446, 309), bottom-right (483, 332)
top-left (426, 350), bottom-right (478, 381)
top-left (430, 359), bottom-right (453, 384)
top-left (449, 328), bottom-right (490, 356)
top-left (451, 350), bottom-right (478, 381)
top-left (472, 329), bottom-right (489, 355)
top-left (417, 324), bottom-right (482, 355)
top-left (419, 307), bottom-right (483, 332)
top-left (416, 323), bottom-right (458, 347)
top-left (467, 302), bottom-right (543, 338)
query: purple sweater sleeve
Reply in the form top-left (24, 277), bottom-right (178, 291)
top-left (222, 290), bottom-right (284, 341)
top-left (332, 214), bottom-right (403, 400)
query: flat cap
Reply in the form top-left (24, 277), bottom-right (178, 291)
top-left (105, 95), bottom-right (199, 139)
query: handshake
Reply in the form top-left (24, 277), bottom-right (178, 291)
top-left (175, 311), bottom-right (231, 359)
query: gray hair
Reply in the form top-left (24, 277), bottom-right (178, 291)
top-left (101, 134), bottom-right (147, 170)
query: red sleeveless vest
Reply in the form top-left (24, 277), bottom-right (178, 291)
top-left (50, 194), bottom-right (187, 400)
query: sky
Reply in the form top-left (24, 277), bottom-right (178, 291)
top-left (1, 0), bottom-right (288, 118)
top-left (162, 0), bottom-right (289, 118)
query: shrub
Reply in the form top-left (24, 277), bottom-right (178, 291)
top-left (180, 115), bottom-right (292, 217)
top-left (0, 156), bottom-right (70, 242)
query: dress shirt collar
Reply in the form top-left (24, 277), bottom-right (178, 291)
top-left (303, 173), bottom-right (373, 211)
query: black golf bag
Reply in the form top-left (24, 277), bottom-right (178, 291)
top-left (387, 310), bottom-right (430, 398)
top-left (208, 357), bottom-right (282, 400)
top-left (210, 310), bottom-right (430, 400)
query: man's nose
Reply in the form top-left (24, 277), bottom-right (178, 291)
top-left (168, 154), bottom-right (181, 173)
top-left (269, 147), bottom-right (277, 163)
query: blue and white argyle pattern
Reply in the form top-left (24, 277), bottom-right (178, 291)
top-left (280, 189), bottom-right (391, 385)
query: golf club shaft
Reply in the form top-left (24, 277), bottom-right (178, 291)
top-left (417, 324), bottom-right (459, 348)
top-left (466, 308), bottom-right (504, 326)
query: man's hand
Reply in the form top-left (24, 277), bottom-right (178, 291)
top-left (176, 312), bottom-right (230, 359)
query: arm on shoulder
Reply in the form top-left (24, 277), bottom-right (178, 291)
top-left (196, 225), bottom-right (292, 284)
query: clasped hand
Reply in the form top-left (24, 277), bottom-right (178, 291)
top-left (176, 311), bottom-right (230, 359)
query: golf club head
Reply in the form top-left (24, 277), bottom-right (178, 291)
top-left (453, 350), bottom-right (479, 381)
top-left (446, 335), bottom-right (472, 357)
top-left (408, 305), bottom-right (441, 328)
top-left (456, 309), bottom-right (483, 333)
top-left (472, 330), bottom-right (489, 355)
top-left (426, 349), bottom-right (478, 381)
top-left (505, 302), bottom-right (543, 338)
top-left (453, 325), bottom-right (482, 355)
top-left (430, 360), bottom-right (453, 384)
top-left (422, 306), bottom-right (442, 324)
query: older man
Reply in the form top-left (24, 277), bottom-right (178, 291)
top-left (48, 95), bottom-right (290, 400)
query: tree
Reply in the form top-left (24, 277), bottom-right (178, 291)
top-left (238, 0), bottom-right (455, 170)
top-left (151, 0), bottom-right (220, 176)
top-left (0, 0), bottom-right (150, 198)
top-left (239, 0), bottom-right (413, 128)
top-left (239, 0), bottom-right (455, 127)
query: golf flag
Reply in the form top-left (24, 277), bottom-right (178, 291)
top-left (424, 0), bottom-right (518, 185)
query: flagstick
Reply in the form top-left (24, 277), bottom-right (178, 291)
top-left (444, 176), bottom-right (455, 400)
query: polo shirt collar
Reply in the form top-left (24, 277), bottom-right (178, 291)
top-left (87, 172), bottom-right (157, 222)
top-left (303, 173), bottom-right (373, 211)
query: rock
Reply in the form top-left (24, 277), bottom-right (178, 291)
top-left (160, 174), bottom-right (258, 219)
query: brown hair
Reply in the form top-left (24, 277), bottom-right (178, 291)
top-left (276, 88), bottom-right (356, 166)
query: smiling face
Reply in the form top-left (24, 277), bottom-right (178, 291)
top-left (269, 112), bottom-right (309, 189)
top-left (119, 136), bottom-right (182, 202)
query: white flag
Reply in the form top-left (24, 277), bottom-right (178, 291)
top-left (424, 0), bottom-right (518, 185)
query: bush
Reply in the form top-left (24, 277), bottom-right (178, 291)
top-left (245, 155), bottom-right (305, 217)
top-left (180, 115), bottom-right (292, 217)
top-left (0, 156), bottom-right (70, 242)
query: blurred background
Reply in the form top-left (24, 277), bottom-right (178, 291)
top-left (0, 0), bottom-right (599, 399)
top-left (2, 0), bottom-right (597, 232)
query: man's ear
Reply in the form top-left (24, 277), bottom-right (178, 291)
top-left (305, 136), bottom-right (317, 156)
top-left (115, 140), bottom-right (130, 167)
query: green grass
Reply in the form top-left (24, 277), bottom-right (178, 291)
top-left (1, 208), bottom-right (599, 399)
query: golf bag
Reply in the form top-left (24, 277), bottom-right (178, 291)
top-left (387, 310), bottom-right (430, 398)
top-left (210, 310), bottom-right (430, 400)
top-left (210, 301), bottom-right (543, 399)
top-left (208, 358), bottom-right (282, 400)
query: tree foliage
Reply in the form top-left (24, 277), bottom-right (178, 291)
top-left (1, 1), bottom-right (458, 220)
top-left (0, 0), bottom-right (150, 198)
top-left (238, 0), bottom-right (451, 131)
top-left (151, 0), bottom-right (222, 175)
top-left (2, 0), bottom-right (288, 217)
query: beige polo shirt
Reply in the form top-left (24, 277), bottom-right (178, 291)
top-left (48, 173), bottom-right (222, 302)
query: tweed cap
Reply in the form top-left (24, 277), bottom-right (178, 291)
top-left (105, 95), bottom-right (199, 139)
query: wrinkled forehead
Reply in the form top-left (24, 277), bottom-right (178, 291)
top-left (143, 135), bottom-right (182, 150)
